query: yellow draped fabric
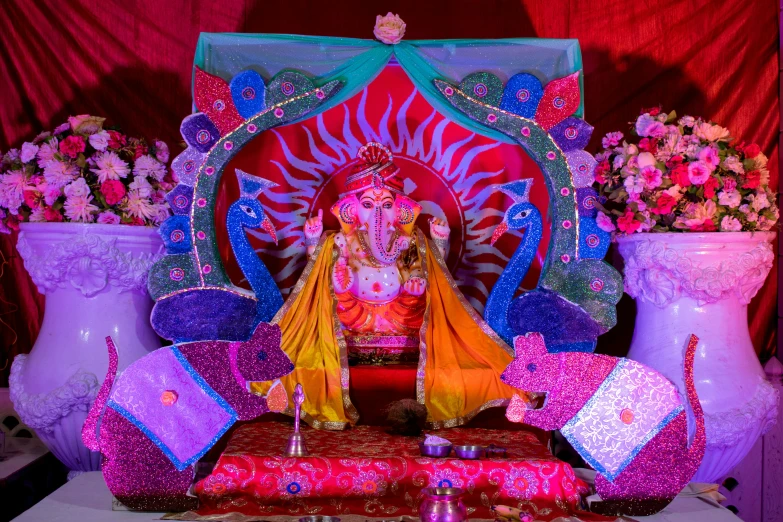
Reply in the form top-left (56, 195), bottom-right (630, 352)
top-left (252, 229), bottom-right (517, 429)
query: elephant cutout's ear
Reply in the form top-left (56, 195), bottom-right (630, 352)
top-left (393, 195), bottom-right (422, 237)
top-left (513, 332), bottom-right (548, 358)
top-left (330, 195), bottom-right (359, 234)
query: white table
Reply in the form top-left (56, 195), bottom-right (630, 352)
top-left (14, 471), bottom-right (743, 522)
top-left (0, 437), bottom-right (49, 482)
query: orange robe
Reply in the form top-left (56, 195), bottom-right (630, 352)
top-left (252, 229), bottom-right (516, 429)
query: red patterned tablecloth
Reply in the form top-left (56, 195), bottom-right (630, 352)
top-left (175, 421), bottom-right (606, 521)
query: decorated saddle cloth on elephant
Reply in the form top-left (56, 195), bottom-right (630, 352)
top-left (252, 229), bottom-right (518, 429)
top-left (107, 347), bottom-right (237, 470)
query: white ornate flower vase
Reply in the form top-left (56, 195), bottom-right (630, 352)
top-left (617, 231), bottom-right (779, 483)
top-left (9, 222), bottom-right (163, 477)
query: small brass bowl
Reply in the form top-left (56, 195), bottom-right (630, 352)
top-left (419, 442), bottom-right (452, 458)
top-left (454, 445), bottom-right (484, 459)
top-left (485, 444), bottom-right (508, 458)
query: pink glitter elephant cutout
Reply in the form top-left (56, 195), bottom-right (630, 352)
top-left (501, 333), bottom-right (705, 516)
top-left (82, 322), bottom-right (293, 511)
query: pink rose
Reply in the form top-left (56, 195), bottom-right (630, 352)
top-left (373, 12), bottom-right (406, 44)
top-left (687, 161), bottom-right (711, 185)
top-left (59, 136), bottom-right (86, 159)
top-left (651, 193), bottom-right (677, 215)
top-left (100, 179), bottom-right (126, 206)
top-left (601, 132), bottom-right (623, 149)
top-left (722, 177), bottom-right (737, 192)
top-left (720, 216), bottom-right (742, 232)
top-left (68, 115), bottom-right (105, 135)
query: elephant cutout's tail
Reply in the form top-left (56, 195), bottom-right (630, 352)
top-left (82, 336), bottom-right (119, 452)
top-left (683, 334), bottom-right (706, 468)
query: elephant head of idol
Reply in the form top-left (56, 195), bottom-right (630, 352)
top-left (331, 143), bottom-right (421, 265)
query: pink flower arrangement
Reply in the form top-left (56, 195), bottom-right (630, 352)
top-left (0, 115), bottom-right (175, 233)
top-left (593, 108), bottom-right (778, 234)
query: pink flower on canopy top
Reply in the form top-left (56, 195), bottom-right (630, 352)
top-left (720, 215), bottom-right (742, 231)
top-left (373, 12), bottom-right (406, 44)
top-left (635, 114), bottom-right (666, 138)
top-left (687, 161), bottom-right (711, 185)
top-left (602, 131), bottom-right (624, 149)
top-left (97, 211), bottom-right (121, 225)
top-left (20, 142), bottom-right (39, 163)
top-left (596, 211), bottom-right (616, 232)
top-left (63, 194), bottom-right (99, 223)
top-left (59, 135), bottom-right (86, 158)
top-left (53, 122), bottom-right (70, 135)
top-left (639, 166), bottom-right (663, 189)
top-left (91, 151), bottom-right (130, 182)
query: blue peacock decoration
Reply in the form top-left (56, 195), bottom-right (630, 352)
top-left (434, 71), bottom-right (622, 352)
top-left (147, 67), bottom-right (342, 342)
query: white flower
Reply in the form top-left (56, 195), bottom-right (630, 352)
top-left (751, 152), bottom-right (768, 170)
top-left (63, 194), bottom-right (99, 223)
top-left (635, 114), bottom-right (665, 138)
top-left (693, 122), bottom-right (730, 142)
top-left (624, 174), bottom-right (645, 195)
top-left (36, 138), bottom-right (59, 168)
top-left (717, 190), bottom-right (741, 208)
top-left (636, 152), bottom-right (656, 169)
top-left (20, 142), bottom-right (39, 163)
top-left (625, 144), bottom-right (639, 156)
top-left (722, 155), bottom-right (744, 174)
top-left (720, 216), bottom-right (742, 231)
top-left (88, 130), bottom-right (110, 151)
top-left (43, 159), bottom-right (79, 189)
top-left (748, 192), bottom-right (771, 212)
top-left (90, 151), bottom-right (130, 182)
top-left (124, 190), bottom-right (157, 220)
top-left (665, 185), bottom-right (685, 201)
top-left (128, 176), bottom-right (153, 198)
top-left (132, 155), bottom-right (167, 181)
top-left (679, 116), bottom-right (696, 127)
top-left (63, 178), bottom-right (90, 198)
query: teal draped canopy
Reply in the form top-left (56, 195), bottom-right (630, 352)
top-left (193, 33), bottom-right (583, 144)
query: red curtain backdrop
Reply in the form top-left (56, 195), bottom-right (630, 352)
top-left (0, 0), bottom-right (778, 384)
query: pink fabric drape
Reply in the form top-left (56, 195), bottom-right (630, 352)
top-left (0, 0), bottom-right (777, 384)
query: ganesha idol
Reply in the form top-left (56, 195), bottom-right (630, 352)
top-left (254, 143), bottom-right (517, 429)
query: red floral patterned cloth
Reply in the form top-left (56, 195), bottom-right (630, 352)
top-left (184, 421), bottom-right (605, 521)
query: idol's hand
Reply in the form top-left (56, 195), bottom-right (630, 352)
top-left (305, 209), bottom-right (324, 256)
top-left (332, 257), bottom-right (354, 294)
top-left (429, 217), bottom-right (450, 240)
top-left (403, 276), bottom-right (426, 296)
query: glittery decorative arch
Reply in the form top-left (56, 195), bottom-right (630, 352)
top-left (434, 72), bottom-right (622, 344)
top-left (147, 67), bottom-right (342, 342)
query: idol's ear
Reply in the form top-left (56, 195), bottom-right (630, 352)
top-left (330, 195), bottom-right (359, 234)
top-left (393, 195), bottom-right (422, 237)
